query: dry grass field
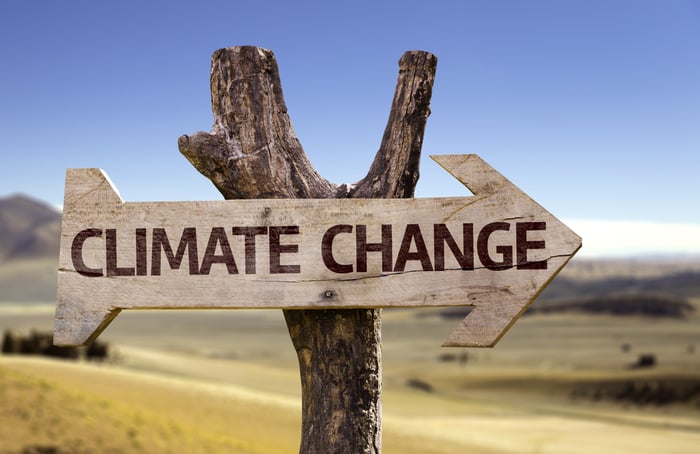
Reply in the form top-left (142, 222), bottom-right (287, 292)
top-left (1, 256), bottom-right (699, 453)
top-left (1, 294), bottom-right (699, 453)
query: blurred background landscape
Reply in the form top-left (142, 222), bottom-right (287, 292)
top-left (1, 1), bottom-right (699, 452)
top-left (1, 193), bottom-right (699, 453)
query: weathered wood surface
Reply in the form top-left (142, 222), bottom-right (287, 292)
top-left (54, 154), bottom-right (581, 347)
top-left (179, 46), bottom-right (436, 454)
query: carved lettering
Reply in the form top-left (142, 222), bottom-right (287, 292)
top-left (71, 228), bottom-right (103, 277)
top-left (151, 227), bottom-right (200, 275)
top-left (394, 224), bottom-right (432, 272)
top-left (322, 224), bottom-right (353, 273)
top-left (200, 227), bottom-right (238, 275)
top-left (269, 226), bottom-right (301, 274)
top-left (68, 221), bottom-right (547, 277)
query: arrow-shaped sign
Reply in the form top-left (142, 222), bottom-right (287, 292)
top-left (54, 154), bottom-right (581, 347)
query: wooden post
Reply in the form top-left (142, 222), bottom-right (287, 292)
top-left (178, 46), bottom-right (436, 453)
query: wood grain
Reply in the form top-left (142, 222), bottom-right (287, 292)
top-left (55, 154), bottom-right (581, 348)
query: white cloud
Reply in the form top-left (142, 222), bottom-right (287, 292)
top-left (563, 219), bottom-right (700, 258)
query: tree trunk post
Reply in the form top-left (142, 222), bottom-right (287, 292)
top-left (179, 46), bottom-right (437, 453)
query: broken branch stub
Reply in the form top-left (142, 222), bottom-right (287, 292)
top-left (351, 50), bottom-right (437, 199)
top-left (178, 46), bottom-right (336, 199)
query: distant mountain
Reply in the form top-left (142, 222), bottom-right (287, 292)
top-left (526, 293), bottom-right (696, 318)
top-left (538, 265), bottom-right (700, 301)
top-left (437, 256), bottom-right (700, 321)
top-left (0, 195), bottom-right (61, 262)
top-left (0, 194), bottom-right (61, 302)
top-left (522, 257), bottom-right (700, 319)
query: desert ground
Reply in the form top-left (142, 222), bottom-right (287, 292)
top-left (1, 289), bottom-right (699, 453)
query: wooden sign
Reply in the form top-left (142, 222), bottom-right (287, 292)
top-left (54, 154), bottom-right (581, 347)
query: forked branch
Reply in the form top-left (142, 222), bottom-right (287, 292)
top-left (178, 45), bottom-right (436, 454)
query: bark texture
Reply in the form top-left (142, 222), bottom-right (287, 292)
top-left (179, 45), bottom-right (436, 454)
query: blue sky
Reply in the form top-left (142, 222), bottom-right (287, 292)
top-left (1, 1), bottom-right (698, 256)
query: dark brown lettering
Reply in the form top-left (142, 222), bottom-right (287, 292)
top-left (394, 224), bottom-right (433, 272)
top-left (200, 227), bottom-right (238, 275)
top-left (516, 222), bottom-right (547, 270)
top-left (322, 224), bottom-right (353, 273)
top-left (269, 226), bottom-right (300, 274)
top-left (477, 222), bottom-right (513, 270)
top-left (71, 228), bottom-right (103, 277)
top-left (135, 228), bottom-right (147, 276)
top-left (151, 227), bottom-right (199, 275)
top-left (71, 220), bottom-right (547, 279)
top-left (434, 223), bottom-right (474, 271)
top-left (231, 226), bottom-right (268, 274)
top-left (106, 229), bottom-right (135, 276)
top-left (356, 224), bottom-right (393, 273)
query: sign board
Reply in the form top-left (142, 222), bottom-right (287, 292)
top-left (54, 154), bottom-right (581, 347)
